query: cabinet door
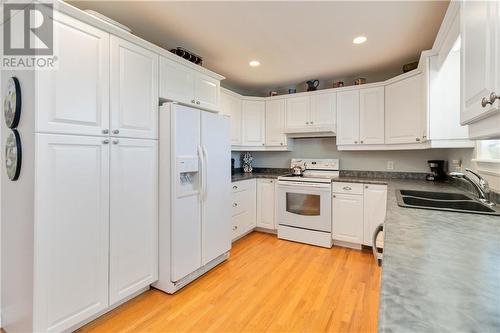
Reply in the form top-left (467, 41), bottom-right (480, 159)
top-left (332, 193), bottom-right (363, 244)
top-left (34, 134), bottom-right (109, 332)
top-left (242, 100), bottom-right (265, 146)
top-left (461, 1), bottom-right (498, 124)
top-left (265, 99), bottom-right (287, 146)
top-left (221, 90), bottom-right (242, 145)
top-left (336, 90), bottom-right (360, 145)
top-left (195, 74), bottom-right (220, 112)
top-left (109, 139), bottom-right (158, 305)
top-left (385, 74), bottom-right (424, 144)
top-left (285, 96), bottom-right (310, 130)
top-left (310, 92), bottom-right (336, 130)
top-left (35, 12), bottom-right (109, 136)
top-left (256, 179), bottom-right (275, 229)
top-left (359, 87), bottom-right (385, 144)
top-left (363, 184), bottom-right (387, 246)
top-left (159, 57), bottom-right (195, 105)
top-left (110, 36), bottom-right (159, 139)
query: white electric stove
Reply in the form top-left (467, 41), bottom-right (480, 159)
top-left (276, 159), bottom-right (339, 248)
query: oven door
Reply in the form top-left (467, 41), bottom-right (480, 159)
top-left (276, 181), bottom-right (332, 232)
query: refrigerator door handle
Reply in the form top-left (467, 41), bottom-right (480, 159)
top-left (197, 145), bottom-right (205, 200)
top-left (202, 145), bottom-right (208, 201)
top-left (372, 223), bottom-right (384, 267)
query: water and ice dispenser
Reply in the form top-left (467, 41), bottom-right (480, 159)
top-left (176, 156), bottom-right (200, 197)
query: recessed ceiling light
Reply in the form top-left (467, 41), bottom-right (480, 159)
top-left (249, 60), bottom-right (260, 67)
top-left (353, 36), bottom-right (367, 44)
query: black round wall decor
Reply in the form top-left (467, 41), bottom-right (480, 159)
top-left (5, 129), bottom-right (22, 181)
top-left (4, 76), bottom-right (22, 129)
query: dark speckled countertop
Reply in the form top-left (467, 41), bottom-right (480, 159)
top-left (232, 169), bottom-right (500, 332)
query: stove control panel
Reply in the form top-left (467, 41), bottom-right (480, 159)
top-left (291, 158), bottom-right (339, 171)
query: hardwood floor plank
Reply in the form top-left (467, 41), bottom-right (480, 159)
top-left (78, 232), bottom-right (380, 333)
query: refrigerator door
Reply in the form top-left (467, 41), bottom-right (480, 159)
top-left (201, 112), bottom-right (232, 265)
top-left (171, 104), bottom-right (202, 282)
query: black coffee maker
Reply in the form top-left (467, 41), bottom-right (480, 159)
top-left (426, 160), bottom-right (447, 181)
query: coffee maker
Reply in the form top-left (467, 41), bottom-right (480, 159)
top-left (426, 160), bottom-right (447, 181)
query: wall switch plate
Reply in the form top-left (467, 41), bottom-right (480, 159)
top-left (387, 160), bottom-right (394, 170)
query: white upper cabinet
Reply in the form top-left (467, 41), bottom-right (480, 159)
top-left (285, 96), bottom-right (310, 130)
top-left (109, 138), bottom-right (158, 306)
top-left (359, 87), bottom-right (385, 144)
top-left (461, 1), bottom-right (500, 139)
top-left (159, 57), bottom-right (221, 112)
top-left (159, 57), bottom-right (195, 105)
top-left (34, 134), bottom-right (110, 332)
top-left (310, 92), bottom-right (336, 130)
top-left (110, 36), bottom-right (159, 139)
top-left (256, 179), bottom-right (276, 230)
top-left (265, 99), bottom-right (287, 146)
top-left (336, 90), bottom-right (360, 145)
top-left (221, 89), bottom-right (242, 145)
top-left (242, 100), bottom-right (266, 146)
top-left (195, 73), bottom-right (220, 111)
top-left (385, 73), bottom-right (425, 144)
top-left (35, 12), bottom-right (110, 136)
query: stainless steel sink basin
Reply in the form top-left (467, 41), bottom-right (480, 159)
top-left (397, 190), bottom-right (500, 216)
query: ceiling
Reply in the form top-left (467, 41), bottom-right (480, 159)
top-left (67, 1), bottom-right (449, 95)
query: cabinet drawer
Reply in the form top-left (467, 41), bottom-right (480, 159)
top-left (231, 179), bottom-right (255, 193)
top-left (333, 182), bottom-right (364, 195)
top-left (232, 190), bottom-right (248, 216)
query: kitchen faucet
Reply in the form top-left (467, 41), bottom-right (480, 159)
top-left (449, 169), bottom-right (494, 206)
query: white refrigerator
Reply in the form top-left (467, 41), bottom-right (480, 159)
top-left (154, 103), bottom-right (231, 293)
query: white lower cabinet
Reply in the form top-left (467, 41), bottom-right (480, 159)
top-left (34, 134), bottom-right (110, 332)
top-left (363, 184), bottom-right (388, 246)
top-left (332, 193), bottom-right (364, 244)
top-left (256, 179), bottom-right (275, 229)
top-left (109, 138), bottom-right (158, 305)
top-left (332, 182), bottom-right (388, 247)
top-left (231, 179), bottom-right (257, 240)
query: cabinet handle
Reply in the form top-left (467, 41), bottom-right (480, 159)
top-left (489, 92), bottom-right (499, 104)
top-left (233, 185), bottom-right (238, 190)
top-left (481, 96), bottom-right (492, 108)
top-left (365, 185), bottom-right (369, 189)
top-left (112, 139), bottom-right (119, 144)
top-left (354, 141), bottom-right (358, 144)
top-left (196, 101), bottom-right (201, 105)
top-left (233, 203), bottom-right (238, 207)
top-left (360, 140), bottom-right (364, 144)
top-left (232, 225), bottom-right (238, 231)
top-left (102, 139), bottom-right (110, 144)
top-left (416, 138), bottom-right (420, 142)
top-left (280, 142), bottom-right (283, 146)
top-left (112, 129), bottom-right (119, 135)
top-left (191, 99), bottom-right (196, 104)
top-left (333, 194), bottom-right (336, 198)
top-left (305, 122), bottom-right (309, 125)
top-left (102, 129), bottom-right (109, 134)
top-left (343, 186), bottom-right (352, 191)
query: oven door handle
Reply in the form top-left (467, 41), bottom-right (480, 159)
top-left (277, 181), bottom-right (331, 189)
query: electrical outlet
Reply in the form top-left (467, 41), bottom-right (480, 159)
top-left (387, 160), bottom-right (394, 170)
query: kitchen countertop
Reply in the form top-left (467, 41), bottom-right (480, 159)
top-left (378, 179), bottom-right (500, 333)
top-left (232, 171), bottom-right (500, 331)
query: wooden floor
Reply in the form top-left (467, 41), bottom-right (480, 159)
top-left (78, 232), bottom-right (381, 333)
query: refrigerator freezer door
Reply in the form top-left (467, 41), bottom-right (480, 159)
top-left (201, 112), bottom-right (232, 265)
top-left (171, 104), bottom-right (202, 282)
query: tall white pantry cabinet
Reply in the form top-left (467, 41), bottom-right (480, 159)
top-left (2, 11), bottom-right (158, 333)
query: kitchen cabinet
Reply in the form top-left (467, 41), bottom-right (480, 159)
top-left (363, 184), bottom-right (387, 246)
top-left (241, 100), bottom-right (266, 146)
top-left (256, 179), bottom-right (276, 229)
top-left (285, 96), bottom-right (310, 130)
top-left (332, 192), bottom-right (364, 244)
top-left (461, 1), bottom-right (500, 139)
top-left (385, 73), bottom-right (425, 144)
top-left (336, 90), bottom-right (360, 145)
top-left (359, 87), bottom-right (385, 144)
top-left (310, 92), bottom-right (337, 131)
top-left (231, 179), bottom-right (257, 241)
top-left (159, 57), bottom-right (220, 112)
top-left (285, 93), bottom-right (336, 134)
top-left (35, 12), bottom-right (110, 137)
top-left (110, 36), bottom-right (159, 139)
top-left (109, 139), bottom-right (158, 305)
top-left (34, 134), bottom-right (110, 332)
top-left (265, 99), bottom-right (287, 146)
top-left (221, 89), bottom-right (243, 145)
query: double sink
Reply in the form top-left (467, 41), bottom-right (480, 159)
top-left (397, 190), bottom-right (500, 216)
